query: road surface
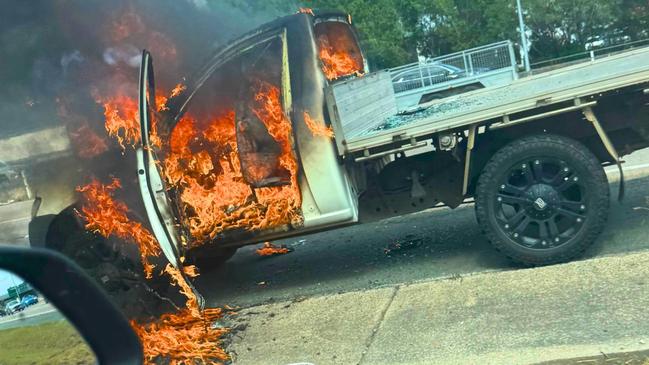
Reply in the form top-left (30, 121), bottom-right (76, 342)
top-left (0, 301), bottom-right (63, 331)
top-left (197, 148), bottom-right (649, 308)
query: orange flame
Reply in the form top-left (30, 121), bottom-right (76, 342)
top-left (318, 41), bottom-right (364, 80)
top-left (303, 111), bottom-right (334, 138)
top-left (256, 242), bottom-right (290, 256)
top-left (131, 308), bottom-right (229, 365)
top-left (183, 264), bottom-right (200, 278)
top-left (298, 7), bottom-right (314, 15)
top-left (99, 94), bottom-right (140, 150)
top-left (64, 6), bottom-right (233, 363)
top-left (316, 25), bottom-right (364, 80)
top-left (77, 180), bottom-right (230, 363)
top-left (76, 178), bottom-right (161, 278)
top-left (96, 91), bottom-right (169, 151)
top-left (170, 83), bottom-right (186, 98)
top-left (163, 264), bottom-right (200, 318)
top-left (159, 81), bottom-right (302, 245)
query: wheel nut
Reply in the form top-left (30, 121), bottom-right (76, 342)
top-left (504, 224), bottom-right (510, 229)
top-left (554, 237), bottom-right (560, 242)
top-left (513, 233), bottom-right (519, 238)
top-left (497, 197), bottom-right (502, 202)
top-left (501, 184), bottom-right (506, 189)
top-left (573, 177), bottom-right (579, 181)
top-left (580, 205), bottom-right (586, 210)
top-left (564, 167), bottom-right (569, 172)
top-left (522, 164), bottom-right (527, 168)
top-left (535, 160), bottom-right (540, 165)
top-left (576, 218), bottom-right (582, 223)
top-left (541, 240), bottom-right (547, 245)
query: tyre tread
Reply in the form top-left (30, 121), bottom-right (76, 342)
top-left (475, 134), bottom-right (609, 266)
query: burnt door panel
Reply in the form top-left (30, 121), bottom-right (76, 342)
top-left (136, 50), bottom-right (183, 268)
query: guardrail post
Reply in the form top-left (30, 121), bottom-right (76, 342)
top-left (590, 50), bottom-right (595, 62)
top-left (508, 41), bottom-right (519, 79)
top-left (466, 51), bottom-right (474, 75)
top-left (461, 51), bottom-right (469, 74)
top-left (418, 63), bottom-right (424, 88)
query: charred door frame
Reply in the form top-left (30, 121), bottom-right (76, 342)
top-left (136, 50), bottom-right (182, 268)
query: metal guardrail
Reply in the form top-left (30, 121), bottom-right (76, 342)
top-left (530, 38), bottom-right (649, 70)
top-left (389, 41), bottom-right (517, 94)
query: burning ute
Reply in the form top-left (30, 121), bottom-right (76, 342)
top-left (136, 7), bottom-right (649, 272)
top-left (33, 8), bottom-right (649, 276)
top-left (132, 10), bottom-right (366, 269)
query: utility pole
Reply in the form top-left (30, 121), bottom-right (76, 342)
top-left (516, 0), bottom-right (531, 72)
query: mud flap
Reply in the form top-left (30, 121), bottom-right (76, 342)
top-left (583, 106), bottom-right (625, 201)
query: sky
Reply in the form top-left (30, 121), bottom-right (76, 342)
top-left (0, 270), bottom-right (25, 295)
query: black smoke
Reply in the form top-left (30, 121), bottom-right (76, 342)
top-left (0, 0), bottom-right (285, 138)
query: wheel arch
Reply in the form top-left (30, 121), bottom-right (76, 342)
top-left (465, 111), bottom-right (613, 196)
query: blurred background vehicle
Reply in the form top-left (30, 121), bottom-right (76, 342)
top-left (4, 299), bottom-right (25, 314)
top-left (20, 294), bottom-right (38, 307)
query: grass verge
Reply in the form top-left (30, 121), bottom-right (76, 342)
top-left (0, 320), bottom-right (95, 365)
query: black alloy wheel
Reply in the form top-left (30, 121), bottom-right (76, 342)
top-left (475, 134), bottom-right (609, 265)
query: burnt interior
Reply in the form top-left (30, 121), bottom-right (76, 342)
top-left (236, 38), bottom-right (291, 187)
top-left (160, 33), bottom-right (302, 248)
top-left (314, 20), bottom-right (364, 79)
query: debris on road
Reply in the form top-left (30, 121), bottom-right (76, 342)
top-left (383, 234), bottom-right (424, 256)
top-left (256, 242), bottom-right (292, 256)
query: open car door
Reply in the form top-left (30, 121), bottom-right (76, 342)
top-left (136, 50), bottom-right (182, 269)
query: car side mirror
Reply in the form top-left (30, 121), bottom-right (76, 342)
top-left (0, 245), bottom-right (143, 365)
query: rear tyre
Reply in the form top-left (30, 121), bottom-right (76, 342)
top-left (475, 134), bottom-right (609, 265)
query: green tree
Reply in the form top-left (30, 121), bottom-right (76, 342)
top-left (402, 0), bottom-right (518, 57)
top-left (614, 0), bottom-right (649, 41)
top-left (524, 0), bottom-right (622, 61)
top-left (302, 0), bottom-right (418, 68)
top-left (169, 1), bottom-right (649, 67)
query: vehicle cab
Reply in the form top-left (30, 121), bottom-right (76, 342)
top-left (137, 11), bottom-right (366, 266)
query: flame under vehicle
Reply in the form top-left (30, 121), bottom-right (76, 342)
top-left (35, 11), bottom-right (649, 271)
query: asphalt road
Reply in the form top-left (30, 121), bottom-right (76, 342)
top-left (197, 148), bottom-right (649, 308)
top-left (0, 301), bottom-right (63, 331)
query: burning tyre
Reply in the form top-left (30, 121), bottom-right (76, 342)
top-left (475, 134), bottom-right (610, 266)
